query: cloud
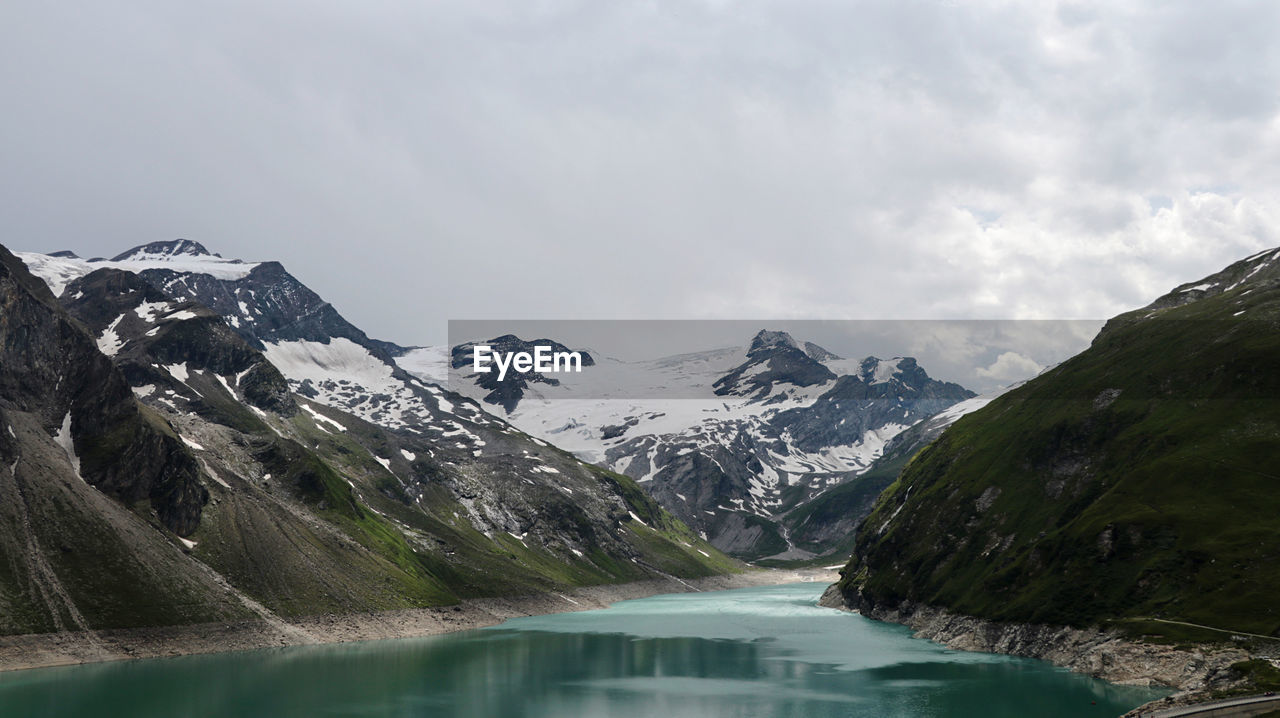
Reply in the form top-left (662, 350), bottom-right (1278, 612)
top-left (976, 351), bottom-right (1044, 384)
top-left (2, 1), bottom-right (1279, 345)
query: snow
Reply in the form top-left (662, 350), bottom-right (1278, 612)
top-left (97, 314), bottom-right (126, 356)
top-left (17, 251), bottom-right (260, 297)
top-left (373, 455), bottom-right (391, 470)
top-left (164, 363), bottom-right (190, 382)
top-left (6, 425), bottom-right (14, 438)
top-left (262, 338), bottom-right (424, 430)
top-left (135, 301), bottom-right (169, 322)
top-left (302, 404), bottom-right (346, 432)
top-left (394, 346), bottom-right (449, 385)
top-left (54, 413), bottom-right (83, 481)
top-left (177, 537), bottom-right (198, 550)
top-left (1180, 282), bottom-right (1215, 293)
top-left (866, 358), bottom-right (904, 385)
top-left (167, 310), bottom-right (198, 321)
top-left (400, 449), bottom-right (416, 461)
top-left (214, 374), bottom-right (236, 397)
top-left (181, 436), bottom-right (205, 451)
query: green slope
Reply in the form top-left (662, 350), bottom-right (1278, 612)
top-left (836, 248), bottom-right (1280, 639)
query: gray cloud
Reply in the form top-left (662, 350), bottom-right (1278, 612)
top-left (3, 0), bottom-right (1279, 346)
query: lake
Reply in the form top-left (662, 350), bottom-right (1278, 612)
top-left (0, 582), bottom-right (1167, 717)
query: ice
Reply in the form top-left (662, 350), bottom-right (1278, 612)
top-left (395, 346), bottom-right (449, 385)
top-left (17, 251), bottom-right (259, 297)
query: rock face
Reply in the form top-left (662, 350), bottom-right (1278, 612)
top-left (0, 246), bottom-right (208, 536)
top-left (826, 245), bottom-right (1280, 693)
top-left (3, 241), bottom-right (738, 639)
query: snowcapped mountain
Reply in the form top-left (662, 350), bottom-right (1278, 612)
top-left (437, 329), bottom-right (975, 560)
top-left (17, 239), bottom-right (977, 564)
top-left (9, 241), bottom-right (735, 637)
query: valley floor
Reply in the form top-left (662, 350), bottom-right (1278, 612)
top-left (0, 568), bottom-right (836, 673)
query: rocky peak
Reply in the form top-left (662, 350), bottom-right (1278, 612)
top-left (749, 329), bottom-right (800, 354)
top-left (716, 331), bottom-right (837, 397)
top-left (111, 239), bottom-right (221, 262)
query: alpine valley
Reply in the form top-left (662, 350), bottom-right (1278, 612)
top-left (1, 240), bottom-right (741, 658)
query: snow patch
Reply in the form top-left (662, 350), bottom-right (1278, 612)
top-left (135, 301), bottom-right (168, 322)
top-left (54, 413), bottom-right (83, 481)
top-left (97, 314), bottom-right (126, 356)
top-left (302, 404), bottom-right (346, 432)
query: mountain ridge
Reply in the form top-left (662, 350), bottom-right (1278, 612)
top-left (4, 240), bottom-right (741, 641)
top-left (828, 244), bottom-right (1280, 643)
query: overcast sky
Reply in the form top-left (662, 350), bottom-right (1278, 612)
top-left (4, 1), bottom-right (1280, 351)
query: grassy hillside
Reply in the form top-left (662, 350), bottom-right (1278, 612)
top-left (836, 249), bottom-right (1280, 640)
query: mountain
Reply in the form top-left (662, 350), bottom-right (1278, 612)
top-left (22, 239), bottom-right (405, 358)
top-left (450, 335), bottom-right (596, 413)
top-left (438, 329), bottom-right (975, 560)
top-left (6, 241), bottom-right (736, 638)
top-left (827, 246), bottom-right (1280, 647)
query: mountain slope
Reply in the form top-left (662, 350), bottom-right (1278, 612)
top-left (0, 246), bottom-right (249, 634)
top-left (829, 246), bottom-right (1280, 639)
top-left (5, 241), bottom-right (738, 637)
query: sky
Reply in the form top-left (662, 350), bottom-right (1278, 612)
top-left (4, 1), bottom-right (1280, 352)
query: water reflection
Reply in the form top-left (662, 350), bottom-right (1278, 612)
top-left (0, 584), bottom-right (1167, 718)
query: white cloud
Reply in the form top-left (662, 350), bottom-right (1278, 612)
top-left (976, 351), bottom-right (1044, 384)
top-left (2, 1), bottom-right (1279, 344)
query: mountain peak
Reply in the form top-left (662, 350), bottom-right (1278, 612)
top-left (111, 239), bottom-right (221, 262)
top-left (749, 330), bottom-right (799, 353)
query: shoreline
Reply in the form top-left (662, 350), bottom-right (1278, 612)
top-left (0, 568), bottom-right (837, 674)
top-left (818, 585), bottom-right (1268, 714)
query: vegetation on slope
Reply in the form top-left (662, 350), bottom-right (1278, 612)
top-left (837, 250), bottom-right (1280, 640)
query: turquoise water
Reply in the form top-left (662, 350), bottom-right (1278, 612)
top-left (0, 583), bottom-right (1167, 717)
